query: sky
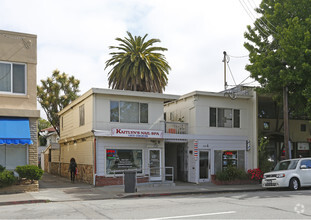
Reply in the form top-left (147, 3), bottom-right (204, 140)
top-left (0, 0), bottom-right (261, 118)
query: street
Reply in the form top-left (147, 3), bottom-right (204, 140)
top-left (1, 189), bottom-right (311, 219)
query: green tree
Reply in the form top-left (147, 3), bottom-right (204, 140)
top-left (244, 0), bottom-right (311, 116)
top-left (105, 31), bottom-right (171, 93)
top-left (38, 118), bottom-right (51, 146)
top-left (37, 70), bottom-right (80, 136)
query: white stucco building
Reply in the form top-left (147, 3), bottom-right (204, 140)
top-left (164, 88), bottom-right (258, 183)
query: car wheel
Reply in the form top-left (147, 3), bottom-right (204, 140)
top-left (289, 178), bottom-right (299, 191)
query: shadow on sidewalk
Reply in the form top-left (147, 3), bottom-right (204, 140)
top-left (39, 172), bottom-right (92, 189)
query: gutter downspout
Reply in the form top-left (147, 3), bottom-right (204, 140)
top-left (93, 137), bottom-right (97, 186)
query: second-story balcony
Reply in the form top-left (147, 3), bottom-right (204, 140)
top-left (165, 121), bottom-right (188, 134)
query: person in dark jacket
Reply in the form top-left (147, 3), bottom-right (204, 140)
top-left (69, 158), bottom-right (77, 183)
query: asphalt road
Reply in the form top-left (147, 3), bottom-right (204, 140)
top-left (1, 189), bottom-right (311, 219)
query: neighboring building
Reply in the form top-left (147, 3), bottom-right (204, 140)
top-left (164, 87), bottom-right (258, 183)
top-left (258, 95), bottom-right (311, 164)
top-left (57, 88), bottom-right (178, 186)
top-left (40, 127), bottom-right (59, 173)
top-left (0, 30), bottom-right (39, 170)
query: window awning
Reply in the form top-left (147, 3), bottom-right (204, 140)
top-left (0, 117), bottom-right (33, 145)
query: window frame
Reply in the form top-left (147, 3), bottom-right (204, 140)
top-left (79, 104), bottom-right (85, 127)
top-left (209, 107), bottom-right (240, 128)
top-left (0, 61), bottom-right (27, 95)
top-left (110, 100), bottom-right (149, 124)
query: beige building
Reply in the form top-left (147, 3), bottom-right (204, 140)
top-left (258, 95), bottom-right (311, 163)
top-left (0, 30), bottom-right (40, 169)
top-left (58, 88), bottom-right (178, 185)
top-left (164, 87), bottom-right (258, 183)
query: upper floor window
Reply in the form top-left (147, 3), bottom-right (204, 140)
top-left (79, 104), bottom-right (85, 126)
top-left (0, 62), bottom-right (26, 94)
top-left (210, 107), bottom-right (240, 128)
top-left (110, 101), bottom-right (148, 123)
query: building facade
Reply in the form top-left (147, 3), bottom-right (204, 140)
top-left (258, 95), bottom-right (311, 164)
top-left (0, 30), bottom-right (40, 170)
top-left (164, 89), bottom-right (258, 183)
top-left (58, 88), bottom-right (178, 186)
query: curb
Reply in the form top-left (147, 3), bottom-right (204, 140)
top-left (0, 200), bottom-right (51, 206)
top-left (120, 188), bottom-right (265, 199)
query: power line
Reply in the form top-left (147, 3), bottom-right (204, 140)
top-left (238, 0), bottom-right (270, 38)
top-left (227, 54), bottom-right (249, 59)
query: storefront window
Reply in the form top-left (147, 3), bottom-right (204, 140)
top-left (222, 151), bottom-right (237, 170)
top-left (297, 143), bottom-right (310, 158)
top-left (106, 149), bottom-right (142, 174)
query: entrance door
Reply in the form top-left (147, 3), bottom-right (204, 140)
top-left (199, 151), bottom-right (210, 182)
top-left (149, 149), bottom-right (161, 181)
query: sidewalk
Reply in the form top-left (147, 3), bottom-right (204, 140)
top-left (0, 173), bottom-right (264, 206)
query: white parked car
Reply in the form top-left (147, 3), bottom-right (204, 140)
top-left (262, 157), bottom-right (311, 190)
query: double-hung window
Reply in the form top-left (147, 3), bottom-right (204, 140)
top-left (0, 62), bottom-right (26, 94)
top-left (110, 101), bottom-right (148, 123)
top-left (210, 107), bottom-right (240, 128)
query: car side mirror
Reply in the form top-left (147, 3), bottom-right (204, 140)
top-left (300, 165), bottom-right (307, 169)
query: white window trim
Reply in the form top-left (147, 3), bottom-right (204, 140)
top-left (0, 61), bottom-right (27, 95)
top-left (110, 100), bottom-right (149, 124)
top-left (210, 107), bottom-right (240, 128)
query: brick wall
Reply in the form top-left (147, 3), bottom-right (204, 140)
top-left (95, 176), bottom-right (149, 186)
top-left (50, 162), bottom-right (60, 175)
top-left (29, 118), bottom-right (38, 166)
top-left (60, 163), bottom-right (93, 184)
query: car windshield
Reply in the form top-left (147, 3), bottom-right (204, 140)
top-left (274, 160), bottom-right (299, 171)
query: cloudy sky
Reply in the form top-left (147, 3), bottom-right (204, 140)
top-left (1, 0), bottom-right (260, 99)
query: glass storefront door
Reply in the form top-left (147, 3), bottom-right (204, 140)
top-left (149, 149), bottom-right (161, 181)
top-left (199, 151), bottom-right (210, 182)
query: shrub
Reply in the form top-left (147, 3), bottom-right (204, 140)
top-left (0, 165), bottom-right (5, 173)
top-left (0, 170), bottom-right (17, 187)
top-left (216, 166), bottom-right (248, 181)
top-left (247, 168), bottom-right (264, 181)
top-left (15, 165), bottom-right (44, 183)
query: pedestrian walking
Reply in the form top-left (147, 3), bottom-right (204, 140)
top-left (69, 158), bottom-right (77, 183)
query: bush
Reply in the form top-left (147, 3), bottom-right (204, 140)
top-left (216, 166), bottom-right (249, 181)
top-left (15, 165), bottom-right (44, 183)
top-left (0, 165), bottom-right (5, 173)
top-left (0, 170), bottom-right (17, 187)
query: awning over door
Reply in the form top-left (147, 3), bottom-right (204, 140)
top-left (0, 117), bottom-right (33, 145)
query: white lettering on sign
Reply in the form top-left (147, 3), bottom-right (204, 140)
top-left (111, 128), bottom-right (163, 139)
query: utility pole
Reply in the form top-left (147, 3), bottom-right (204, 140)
top-left (223, 51), bottom-right (227, 90)
top-left (283, 86), bottom-right (290, 159)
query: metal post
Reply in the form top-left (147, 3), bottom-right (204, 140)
top-left (223, 51), bottom-right (227, 90)
top-left (283, 86), bottom-right (290, 159)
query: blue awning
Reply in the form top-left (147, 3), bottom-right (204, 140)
top-left (0, 117), bottom-right (33, 145)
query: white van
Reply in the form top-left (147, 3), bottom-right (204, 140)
top-left (262, 157), bottom-right (311, 190)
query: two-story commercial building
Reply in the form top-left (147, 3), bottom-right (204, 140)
top-left (57, 88), bottom-right (178, 186)
top-left (0, 30), bottom-right (40, 170)
top-left (164, 88), bottom-right (258, 183)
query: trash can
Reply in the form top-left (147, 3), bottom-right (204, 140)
top-left (124, 171), bottom-right (137, 193)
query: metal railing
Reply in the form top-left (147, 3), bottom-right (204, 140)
top-left (165, 122), bottom-right (188, 134)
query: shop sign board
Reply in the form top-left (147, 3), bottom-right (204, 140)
top-left (111, 128), bottom-right (163, 139)
top-left (298, 143), bottom-right (310, 151)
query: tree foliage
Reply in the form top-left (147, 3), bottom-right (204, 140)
top-left (105, 31), bottom-right (171, 93)
top-left (37, 70), bottom-right (80, 136)
top-left (37, 118), bottom-right (51, 146)
top-left (244, 0), bottom-right (311, 117)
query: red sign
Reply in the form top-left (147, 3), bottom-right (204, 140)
top-left (224, 151), bottom-right (233, 156)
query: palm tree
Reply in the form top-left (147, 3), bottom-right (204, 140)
top-left (105, 32), bottom-right (171, 93)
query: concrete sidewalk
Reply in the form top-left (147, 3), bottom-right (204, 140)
top-left (0, 173), bottom-right (264, 206)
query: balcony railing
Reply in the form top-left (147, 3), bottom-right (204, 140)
top-left (165, 122), bottom-right (188, 134)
